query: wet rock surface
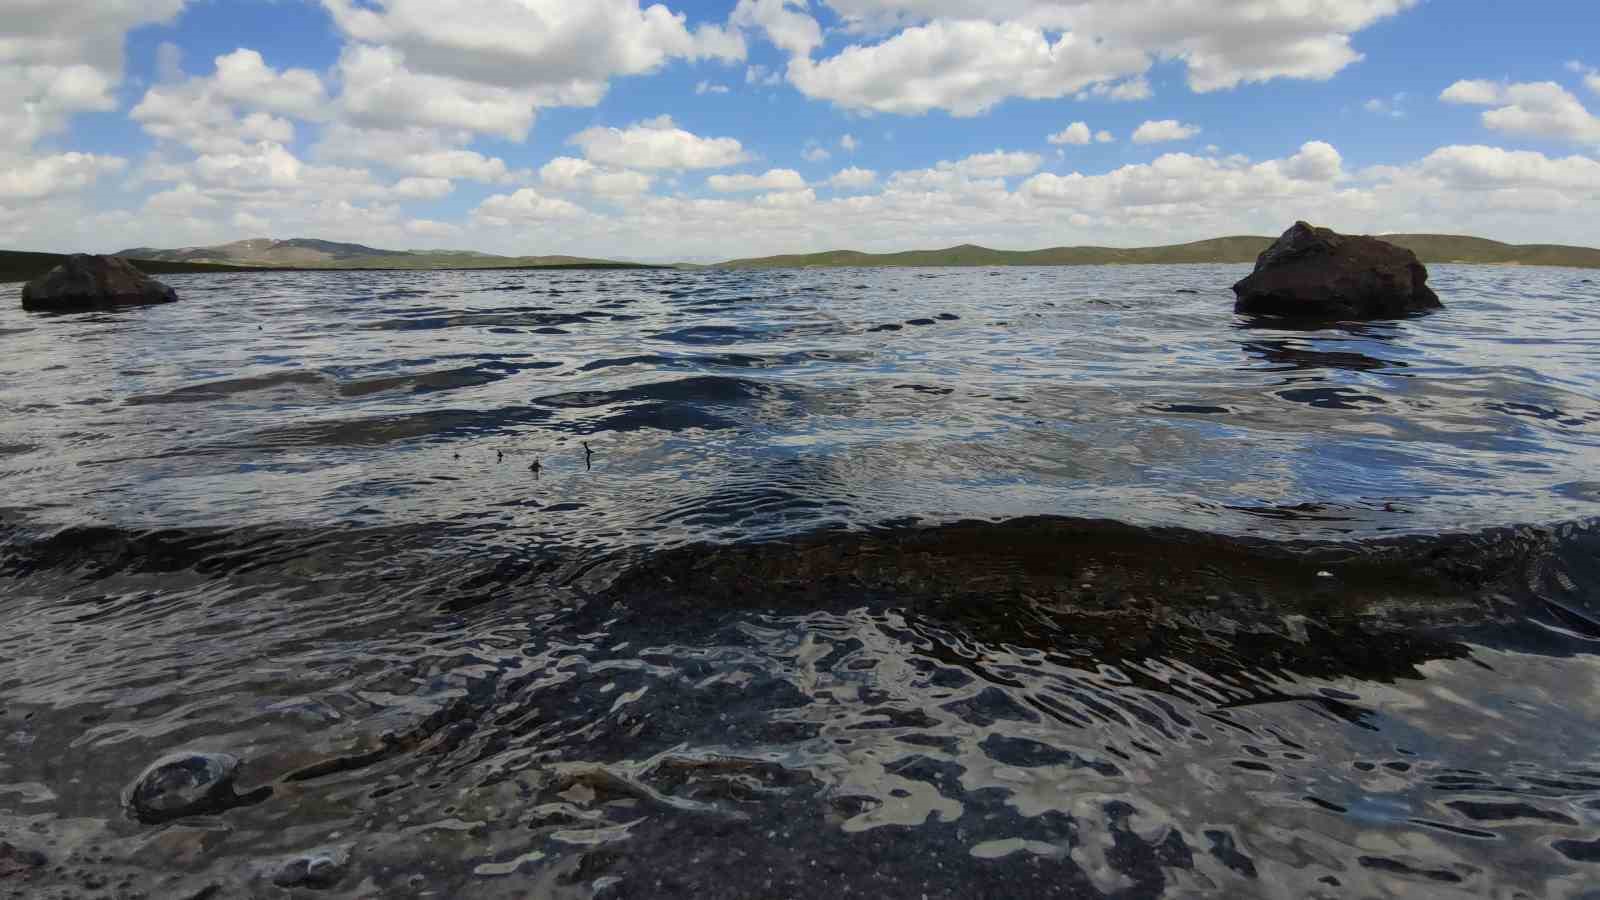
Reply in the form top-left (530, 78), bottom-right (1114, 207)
top-left (20, 254), bottom-right (178, 312)
top-left (270, 850), bottom-right (347, 889)
top-left (1233, 221), bottom-right (1442, 319)
top-left (124, 752), bottom-right (268, 824)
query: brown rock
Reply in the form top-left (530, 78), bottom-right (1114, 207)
top-left (1233, 222), bottom-right (1442, 319)
top-left (20, 254), bottom-right (178, 312)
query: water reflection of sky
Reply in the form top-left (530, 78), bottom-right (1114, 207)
top-left (2, 264), bottom-right (1598, 548)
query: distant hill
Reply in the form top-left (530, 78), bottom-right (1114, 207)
top-left (114, 237), bottom-right (651, 271)
top-left (715, 235), bottom-right (1600, 270)
top-left (0, 250), bottom-right (261, 283)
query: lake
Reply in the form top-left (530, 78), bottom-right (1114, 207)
top-left (1, 264), bottom-right (1598, 897)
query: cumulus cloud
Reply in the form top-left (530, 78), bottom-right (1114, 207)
top-left (1132, 120), bottom-right (1202, 143)
top-left (734, 0), bottom-right (1418, 115)
top-left (708, 169), bottom-right (808, 192)
top-left (787, 20), bottom-right (1149, 116)
top-left (336, 44), bottom-right (555, 140)
top-left (0, 0), bottom-right (187, 151)
top-left (828, 166), bottom-right (878, 190)
top-left (947, 150), bottom-right (1043, 178)
top-left (1020, 141), bottom-right (1345, 214)
top-left (1078, 78), bottom-right (1152, 102)
top-left (696, 80), bottom-right (731, 95)
top-left (1049, 122), bottom-right (1093, 145)
top-left (315, 123), bottom-right (515, 183)
top-left (539, 156), bottom-right (655, 196)
top-left (0, 152), bottom-right (126, 200)
top-left (393, 176), bottom-right (454, 199)
top-left (570, 116), bottom-right (750, 170)
top-left (840, 134), bottom-right (860, 151)
top-left (211, 49), bottom-right (329, 119)
top-left (132, 49), bottom-right (329, 155)
top-left (1441, 79), bottom-right (1600, 144)
top-left (322, 0), bottom-right (743, 96)
top-left (472, 188), bottom-right (587, 225)
top-left (802, 141), bottom-right (832, 163)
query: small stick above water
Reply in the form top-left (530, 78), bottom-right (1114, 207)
top-left (582, 442), bottom-right (594, 471)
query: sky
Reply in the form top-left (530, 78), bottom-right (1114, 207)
top-left (3, 1), bottom-right (1599, 262)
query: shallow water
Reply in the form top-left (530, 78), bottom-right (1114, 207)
top-left (0, 265), bottom-right (1598, 897)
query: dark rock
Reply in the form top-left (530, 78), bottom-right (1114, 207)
top-left (273, 851), bottom-right (345, 883)
top-left (20, 254), bottom-right (178, 312)
top-left (124, 752), bottom-right (269, 824)
top-left (1233, 222), bottom-right (1442, 319)
top-left (0, 841), bottom-right (47, 878)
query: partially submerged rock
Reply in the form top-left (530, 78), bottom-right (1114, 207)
top-left (271, 851), bottom-right (347, 889)
top-left (1233, 222), bottom-right (1442, 319)
top-left (124, 751), bottom-right (269, 824)
top-left (0, 841), bottom-right (47, 878)
top-left (20, 254), bottom-right (178, 312)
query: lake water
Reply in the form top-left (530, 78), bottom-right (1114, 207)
top-left (1, 264), bottom-right (1598, 897)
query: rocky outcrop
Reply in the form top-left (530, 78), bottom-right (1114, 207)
top-left (20, 254), bottom-right (178, 312)
top-left (1233, 222), bottom-right (1442, 319)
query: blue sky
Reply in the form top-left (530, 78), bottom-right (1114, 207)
top-left (4, 1), bottom-right (1599, 261)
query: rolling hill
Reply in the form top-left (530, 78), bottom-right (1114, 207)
top-left (714, 235), bottom-right (1600, 270)
top-left (113, 238), bottom-right (651, 271)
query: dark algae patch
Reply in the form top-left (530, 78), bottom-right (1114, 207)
top-left (3, 265), bottom-right (1600, 897)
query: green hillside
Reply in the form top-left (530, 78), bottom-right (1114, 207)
top-left (716, 235), bottom-right (1600, 270)
top-left (114, 238), bottom-right (648, 271)
top-left (1, 249), bottom-right (657, 284)
top-left (0, 251), bottom-right (260, 283)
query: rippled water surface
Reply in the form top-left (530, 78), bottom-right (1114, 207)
top-left (1, 265), bottom-right (1598, 897)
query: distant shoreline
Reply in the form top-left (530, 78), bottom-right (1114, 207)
top-left (6, 231), bottom-right (1598, 284)
top-left (0, 250), bottom-right (664, 283)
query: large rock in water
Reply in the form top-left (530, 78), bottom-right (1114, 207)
top-left (124, 752), bottom-right (266, 824)
top-left (20, 254), bottom-right (178, 312)
top-left (1233, 222), bottom-right (1442, 319)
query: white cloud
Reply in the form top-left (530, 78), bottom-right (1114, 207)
top-left (570, 116), bottom-right (750, 170)
top-left (1364, 93), bottom-right (1407, 118)
top-left (736, 0), bottom-right (1417, 114)
top-left (132, 49), bottom-right (328, 155)
top-left (393, 176), bottom-right (454, 199)
top-left (731, 0), bottom-right (825, 58)
top-left (0, 0), bottom-right (186, 151)
top-left (1441, 79), bottom-right (1600, 144)
top-left (948, 150), bottom-right (1043, 178)
top-left (211, 49), bottom-right (329, 119)
top-left (336, 44), bottom-right (553, 140)
top-left (708, 168), bottom-right (807, 192)
top-left (746, 64), bottom-right (783, 86)
top-left (314, 124), bottom-right (514, 183)
top-left (405, 218), bottom-right (463, 239)
top-left (472, 188), bottom-right (587, 225)
top-left (802, 141), bottom-right (832, 163)
top-left (1408, 144), bottom-right (1600, 192)
top-left (840, 134), bottom-right (860, 151)
top-left (786, 19), bottom-right (1149, 116)
top-left (1049, 122), bottom-right (1092, 145)
top-left (1078, 77), bottom-right (1152, 102)
top-left (828, 166), bottom-right (878, 190)
top-left (1095, 130), bottom-right (1115, 143)
top-left (0, 152), bottom-right (126, 200)
top-left (756, 188), bottom-right (817, 208)
top-left (539, 156), bottom-right (654, 196)
top-left (322, 0), bottom-right (744, 97)
top-left (696, 80), bottom-right (731, 95)
top-left (1132, 120), bottom-right (1202, 143)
